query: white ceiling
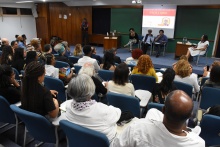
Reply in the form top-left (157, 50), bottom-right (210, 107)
top-left (0, 0), bottom-right (220, 6)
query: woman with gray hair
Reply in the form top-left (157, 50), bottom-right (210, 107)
top-left (65, 74), bottom-right (121, 142)
top-left (78, 62), bottom-right (107, 99)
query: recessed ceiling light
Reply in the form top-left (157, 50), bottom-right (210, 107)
top-left (16, 1), bottom-right (33, 3)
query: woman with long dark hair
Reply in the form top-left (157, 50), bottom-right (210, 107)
top-left (12, 47), bottom-right (26, 73)
top-left (152, 68), bottom-right (176, 104)
top-left (0, 64), bottom-right (21, 104)
top-left (100, 51), bottom-right (116, 71)
top-left (0, 45), bottom-right (13, 65)
top-left (21, 61), bottom-right (59, 118)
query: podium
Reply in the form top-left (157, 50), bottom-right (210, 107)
top-left (175, 43), bottom-right (191, 59)
top-left (103, 36), bottom-right (121, 50)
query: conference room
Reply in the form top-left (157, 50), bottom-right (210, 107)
top-left (0, 0), bottom-right (220, 146)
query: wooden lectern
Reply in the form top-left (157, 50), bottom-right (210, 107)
top-left (103, 36), bottom-right (121, 50)
top-left (175, 43), bottom-right (191, 59)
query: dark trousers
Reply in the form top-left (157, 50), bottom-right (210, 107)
top-left (141, 42), bottom-right (151, 54)
top-left (154, 44), bottom-right (164, 55)
top-left (82, 31), bottom-right (89, 46)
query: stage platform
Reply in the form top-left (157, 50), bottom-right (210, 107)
top-left (70, 46), bottom-right (218, 76)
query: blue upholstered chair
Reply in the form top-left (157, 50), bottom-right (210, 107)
top-left (44, 76), bottom-right (66, 102)
top-left (60, 120), bottom-right (109, 147)
top-left (10, 105), bottom-right (59, 147)
top-left (130, 74), bottom-right (156, 92)
top-left (98, 70), bottom-right (114, 81)
top-left (68, 56), bottom-right (80, 64)
top-left (200, 77), bottom-right (209, 86)
top-left (200, 87), bottom-right (220, 110)
top-left (0, 96), bottom-right (19, 143)
top-left (107, 92), bottom-right (140, 118)
top-left (54, 61), bottom-right (69, 68)
top-left (147, 102), bottom-right (164, 112)
top-left (173, 81), bottom-right (193, 98)
top-left (200, 114), bottom-right (220, 146)
top-left (74, 65), bottom-right (82, 74)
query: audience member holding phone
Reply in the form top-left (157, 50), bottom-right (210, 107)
top-left (45, 53), bottom-right (74, 84)
top-left (202, 60), bottom-right (220, 77)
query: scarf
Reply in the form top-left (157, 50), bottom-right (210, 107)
top-left (73, 99), bottom-right (96, 111)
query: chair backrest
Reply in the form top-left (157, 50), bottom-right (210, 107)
top-left (200, 87), bottom-right (220, 110)
top-left (54, 61), bottom-right (69, 68)
top-left (74, 65), bottom-right (82, 74)
top-left (12, 68), bottom-right (20, 80)
top-left (98, 70), bottom-right (114, 81)
top-left (0, 96), bottom-right (16, 124)
top-left (59, 120), bottom-right (109, 147)
top-left (200, 114), bottom-right (220, 146)
top-left (200, 77), bottom-right (209, 86)
top-left (10, 105), bottom-right (56, 143)
top-left (53, 54), bottom-right (59, 58)
top-left (68, 56), bottom-right (80, 64)
top-left (130, 74), bottom-right (156, 92)
top-left (147, 102), bottom-right (164, 112)
top-left (173, 81), bottom-right (193, 97)
top-left (44, 76), bottom-right (66, 102)
top-left (107, 92), bottom-right (140, 118)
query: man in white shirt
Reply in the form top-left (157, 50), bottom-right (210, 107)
top-left (141, 29), bottom-right (154, 54)
top-left (111, 90), bottom-right (205, 147)
top-left (77, 45), bottom-right (100, 71)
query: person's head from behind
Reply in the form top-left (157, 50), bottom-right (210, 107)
top-left (78, 62), bottom-right (95, 77)
top-left (210, 66), bottom-right (220, 83)
top-left (163, 90), bottom-right (193, 126)
top-left (175, 60), bottom-right (191, 78)
top-left (67, 74), bottom-right (95, 102)
top-left (54, 43), bottom-right (66, 56)
top-left (26, 51), bottom-right (38, 66)
top-left (0, 64), bottom-right (14, 88)
top-left (113, 63), bottom-right (129, 86)
top-left (91, 46), bottom-right (97, 54)
top-left (22, 34), bottom-right (27, 41)
top-left (74, 44), bottom-right (82, 53)
top-left (44, 44), bottom-right (52, 53)
top-left (83, 45), bottom-right (92, 56)
top-left (13, 47), bottom-right (24, 61)
top-left (161, 68), bottom-right (176, 93)
top-left (11, 40), bottom-right (18, 49)
top-left (132, 48), bottom-right (143, 60)
top-left (159, 30), bottom-right (164, 35)
top-left (201, 34), bottom-right (208, 42)
top-left (179, 55), bottom-right (188, 61)
top-left (1, 45), bottom-right (13, 64)
top-left (136, 55), bottom-right (153, 74)
top-left (17, 36), bottom-right (23, 42)
top-left (45, 53), bottom-right (56, 66)
top-left (30, 39), bottom-right (41, 51)
top-left (1, 38), bottom-right (9, 46)
top-left (103, 51), bottom-right (115, 64)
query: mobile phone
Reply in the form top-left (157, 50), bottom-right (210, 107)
top-left (207, 65), bottom-right (209, 71)
top-left (66, 68), bottom-right (71, 76)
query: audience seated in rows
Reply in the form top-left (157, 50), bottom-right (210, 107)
top-left (202, 60), bottom-right (220, 77)
top-left (0, 64), bottom-right (21, 104)
top-left (107, 63), bottom-right (135, 96)
top-left (100, 51), bottom-right (116, 71)
top-left (77, 45), bottom-right (100, 71)
top-left (131, 55), bottom-right (158, 82)
top-left (152, 68), bottom-right (176, 104)
top-left (73, 44), bottom-right (83, 58)
top-left (78, 62), bottom-right (107, 99)
top-left (125, 48), bottom-right (143, 65)
top-left (174, 60), bottom-right (200, 93)
top-left (91, 46), bottom-right (102, 64)
top-left (111, 90), bottom-right (205, 147)
top-left (0, 45), bottom-right (13, 65)
top-left (203, 65), bottom-right (220, 89)
top-left (12, 47), bottom-right (26, 73)
top-left (21, 61), bottom-right (59, 119)
top-left (65, 74), bottom-right (121, 142)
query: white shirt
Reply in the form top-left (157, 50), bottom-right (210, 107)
top-left (188, 41), bottom-right (209, 56)
top-left (174, 75), bottom-right (200, 93)
top-left (45, 64), bottom-right (59, 79)
top-left (142, 34), bottom-right (154, 44)
top-left (111, 109), bottom-right (205, 147)
top-left (65, 100), bottom-right (121, 142)
top-left (77, 56), bottom-right (100, 71)
top-left (107, 80), bottom-right (135, 97)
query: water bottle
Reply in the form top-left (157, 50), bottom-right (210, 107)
top-left (112, 32), bottom-right (115, 36)
top-left (107, 32), bottom-right (109, 36)
top-left (183, 37), bottom-right (187, 44)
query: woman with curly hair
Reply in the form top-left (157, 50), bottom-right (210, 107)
top-left (73, 44), bottom-right (83, 57)
top-left (174, 59), bottom-right (199, 93)
top-left (131, 55), bottom-right (158, 82)
top-left (125, 48), bottom-right (143, 65)
top-left (0, 45), bottom-right (13, 65)
top-left (152, 68), bottom-right (176, 104)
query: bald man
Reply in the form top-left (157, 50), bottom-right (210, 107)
top-left (0, 38), bottom-right (9, 51)
top-left (111, 90), bottom-right (205, 147)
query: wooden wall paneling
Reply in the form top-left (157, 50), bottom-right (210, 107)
top-left (66, 7), bottom-right (72, 45)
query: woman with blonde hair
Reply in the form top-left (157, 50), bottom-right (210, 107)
top-left (73, 44), bottom-right (83, 57)
top-left (131, 55), bottom-right (158, 82)
top-left (174, 59), bottom-right (199, 93)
